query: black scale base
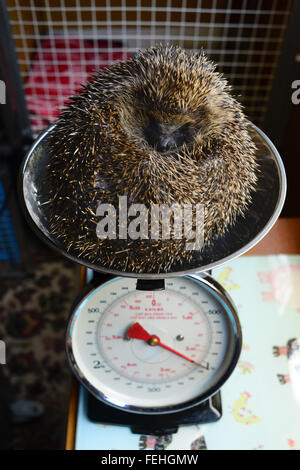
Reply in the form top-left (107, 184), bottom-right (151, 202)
top-left (87, 390), bottom-right (222, 435)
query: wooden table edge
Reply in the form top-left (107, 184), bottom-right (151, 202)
top-left (65, 378), bottom-right (79, 450)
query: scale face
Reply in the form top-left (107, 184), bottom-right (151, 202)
top-left (66, 275), bottom-right (241, 416)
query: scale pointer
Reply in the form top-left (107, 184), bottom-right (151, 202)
top-left (126, 322), bottom-right (208, 370)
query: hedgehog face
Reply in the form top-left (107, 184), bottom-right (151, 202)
top-left (119, 104), bottom-right (205, 154)
top-left (110, 46), bottom-right (239, 154)
top-left (118, 84), bottom-right (228, 154)
top-left (142, 114), bottom-right (193, 152)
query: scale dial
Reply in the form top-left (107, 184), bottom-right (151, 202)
top-left (66, 275), bottom-right (241, 415)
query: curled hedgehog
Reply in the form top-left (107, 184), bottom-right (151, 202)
top-left (46, 44), bottom-right (258, 274)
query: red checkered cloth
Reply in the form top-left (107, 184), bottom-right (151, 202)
top-left (25, 38), bottom-right (131, 133)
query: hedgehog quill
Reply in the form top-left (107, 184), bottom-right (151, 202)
top-left (46, 44), bottom-right (258, 274)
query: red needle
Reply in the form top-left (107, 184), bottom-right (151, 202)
top-left (126, 322), bottom-right (208, 370)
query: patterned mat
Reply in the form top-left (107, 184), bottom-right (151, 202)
top-left (0, 252), bottom-right (80, 449)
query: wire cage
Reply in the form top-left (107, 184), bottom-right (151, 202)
top-left (6, 0), bottom-right (292, 136)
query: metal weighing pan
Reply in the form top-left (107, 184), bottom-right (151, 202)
top-left (19, 122), bottom-right (286, 278)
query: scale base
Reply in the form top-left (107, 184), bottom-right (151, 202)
top-left (87, 390), bottom-right (222, 435)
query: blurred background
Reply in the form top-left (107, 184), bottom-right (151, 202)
top-left (0, 0), bottom-right (299, 449)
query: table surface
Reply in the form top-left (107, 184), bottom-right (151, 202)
top-left (65, 217), bottom-right (300, 450)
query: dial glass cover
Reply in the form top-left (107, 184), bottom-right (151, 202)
top-left (66, 275), bottom-right (241, 414)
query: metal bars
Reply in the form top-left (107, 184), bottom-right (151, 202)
top-left (6, 0), bottom-right (292, 134)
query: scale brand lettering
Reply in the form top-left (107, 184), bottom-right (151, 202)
top-left (0, 340), bottom-right (6, 365)
top-left (100, 454), bottom-right (199, 466)
top-left (96, 196), bottom-right (204, 251)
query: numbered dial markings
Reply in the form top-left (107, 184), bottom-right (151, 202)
top-left (67, 276), bottom-right (240, 413)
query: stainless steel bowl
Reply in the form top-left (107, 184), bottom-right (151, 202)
top-left (19, 122), bottom-right (286, 278)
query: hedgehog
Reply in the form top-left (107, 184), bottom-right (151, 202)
top-left (45, 44), bottom-right (258, 274)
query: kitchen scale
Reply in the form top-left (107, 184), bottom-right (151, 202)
top-left (19, 123), bottom-right (286, 435)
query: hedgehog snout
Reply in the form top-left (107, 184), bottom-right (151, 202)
top-left (143, 117), bottom-right (192, 153)
top-left (158, 135), bottom-right (177, 152)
